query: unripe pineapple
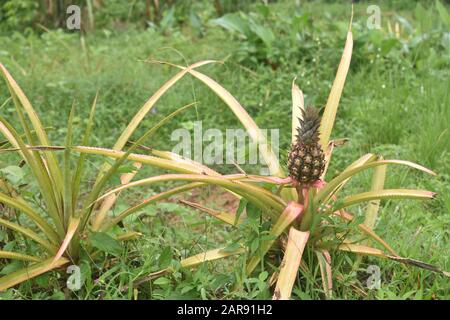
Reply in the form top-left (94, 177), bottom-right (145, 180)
top-left (287, 106), bottom-right (325, 184)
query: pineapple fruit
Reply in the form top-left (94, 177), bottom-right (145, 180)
top-left (287, 106), bottom-right (325, 184)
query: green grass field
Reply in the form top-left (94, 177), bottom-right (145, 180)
top-left (0, 0), bottom-right (448, 299)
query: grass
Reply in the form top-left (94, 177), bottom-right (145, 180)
top-left (0, 0), bottom-right (449, 299)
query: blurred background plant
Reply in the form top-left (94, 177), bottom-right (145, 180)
top-left (1, 0), bottom-right (449, 71)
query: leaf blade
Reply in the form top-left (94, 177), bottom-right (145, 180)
top-left (0, 257), bottom-right (69, 291)
top-left (273, 227), bottom-right (309, 300)
top-left (291, 79), bottom-right (304, 144)
top-left (246, 202), bottom-right (304, 275)
top-left (319, 21), bottom-right (353, 150)
top-left (336, 189), bottom-right (436, 211)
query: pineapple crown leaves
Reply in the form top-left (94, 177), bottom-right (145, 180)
top-left (295, 106), bottom-right (322, 144)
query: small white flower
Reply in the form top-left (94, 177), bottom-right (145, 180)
top-left (382, 84), bottom-right (386, 89)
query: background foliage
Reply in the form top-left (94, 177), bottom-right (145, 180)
top-left (0, 0), bottom-right (448, 299)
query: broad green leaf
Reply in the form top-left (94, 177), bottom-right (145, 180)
top-left (0, 166), bottom-right (24, 184)
top-left (436, 0), bottom-right (450, 28)
top-left (90, 232), bottom-right (122, 256)
top-left (249, 19), bottom-right (275, 46)
top-left (160, 7), bottom-right (175, 31)
top-left (210, 14), bottom-right (250, 36)
top-left (0, 260), bottom-right (23, 275)
top-left (153, 277), bottom-right (171, 286)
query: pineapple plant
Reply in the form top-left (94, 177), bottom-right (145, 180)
top-left (92, 21), bottom-right (448, 298)
top-left (287, 106), bottom-right (325, 184)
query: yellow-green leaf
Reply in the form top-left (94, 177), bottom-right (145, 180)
top-left (291, 78), bottom-right (304, 144)
top-left (52, 216), bottom-right (80, 263)
top-left (319, 16), bottom-right (353, 150)
top-left (338, 243), bottom-right (386, 257)
top-left (0, 251), bottom-right (41, 263)
top-left (273, 227), bottom-right (309, 300)
top-left (364, 156), bottom-right (387, 230)
top-left (180, 199), bottom-right (242, 226)
top-left (181, 247), bottom-right (245, 268)
top-left (336, 189), bottom-right (436, 211)
top-left (0, 257), bottom-right (69, 291)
